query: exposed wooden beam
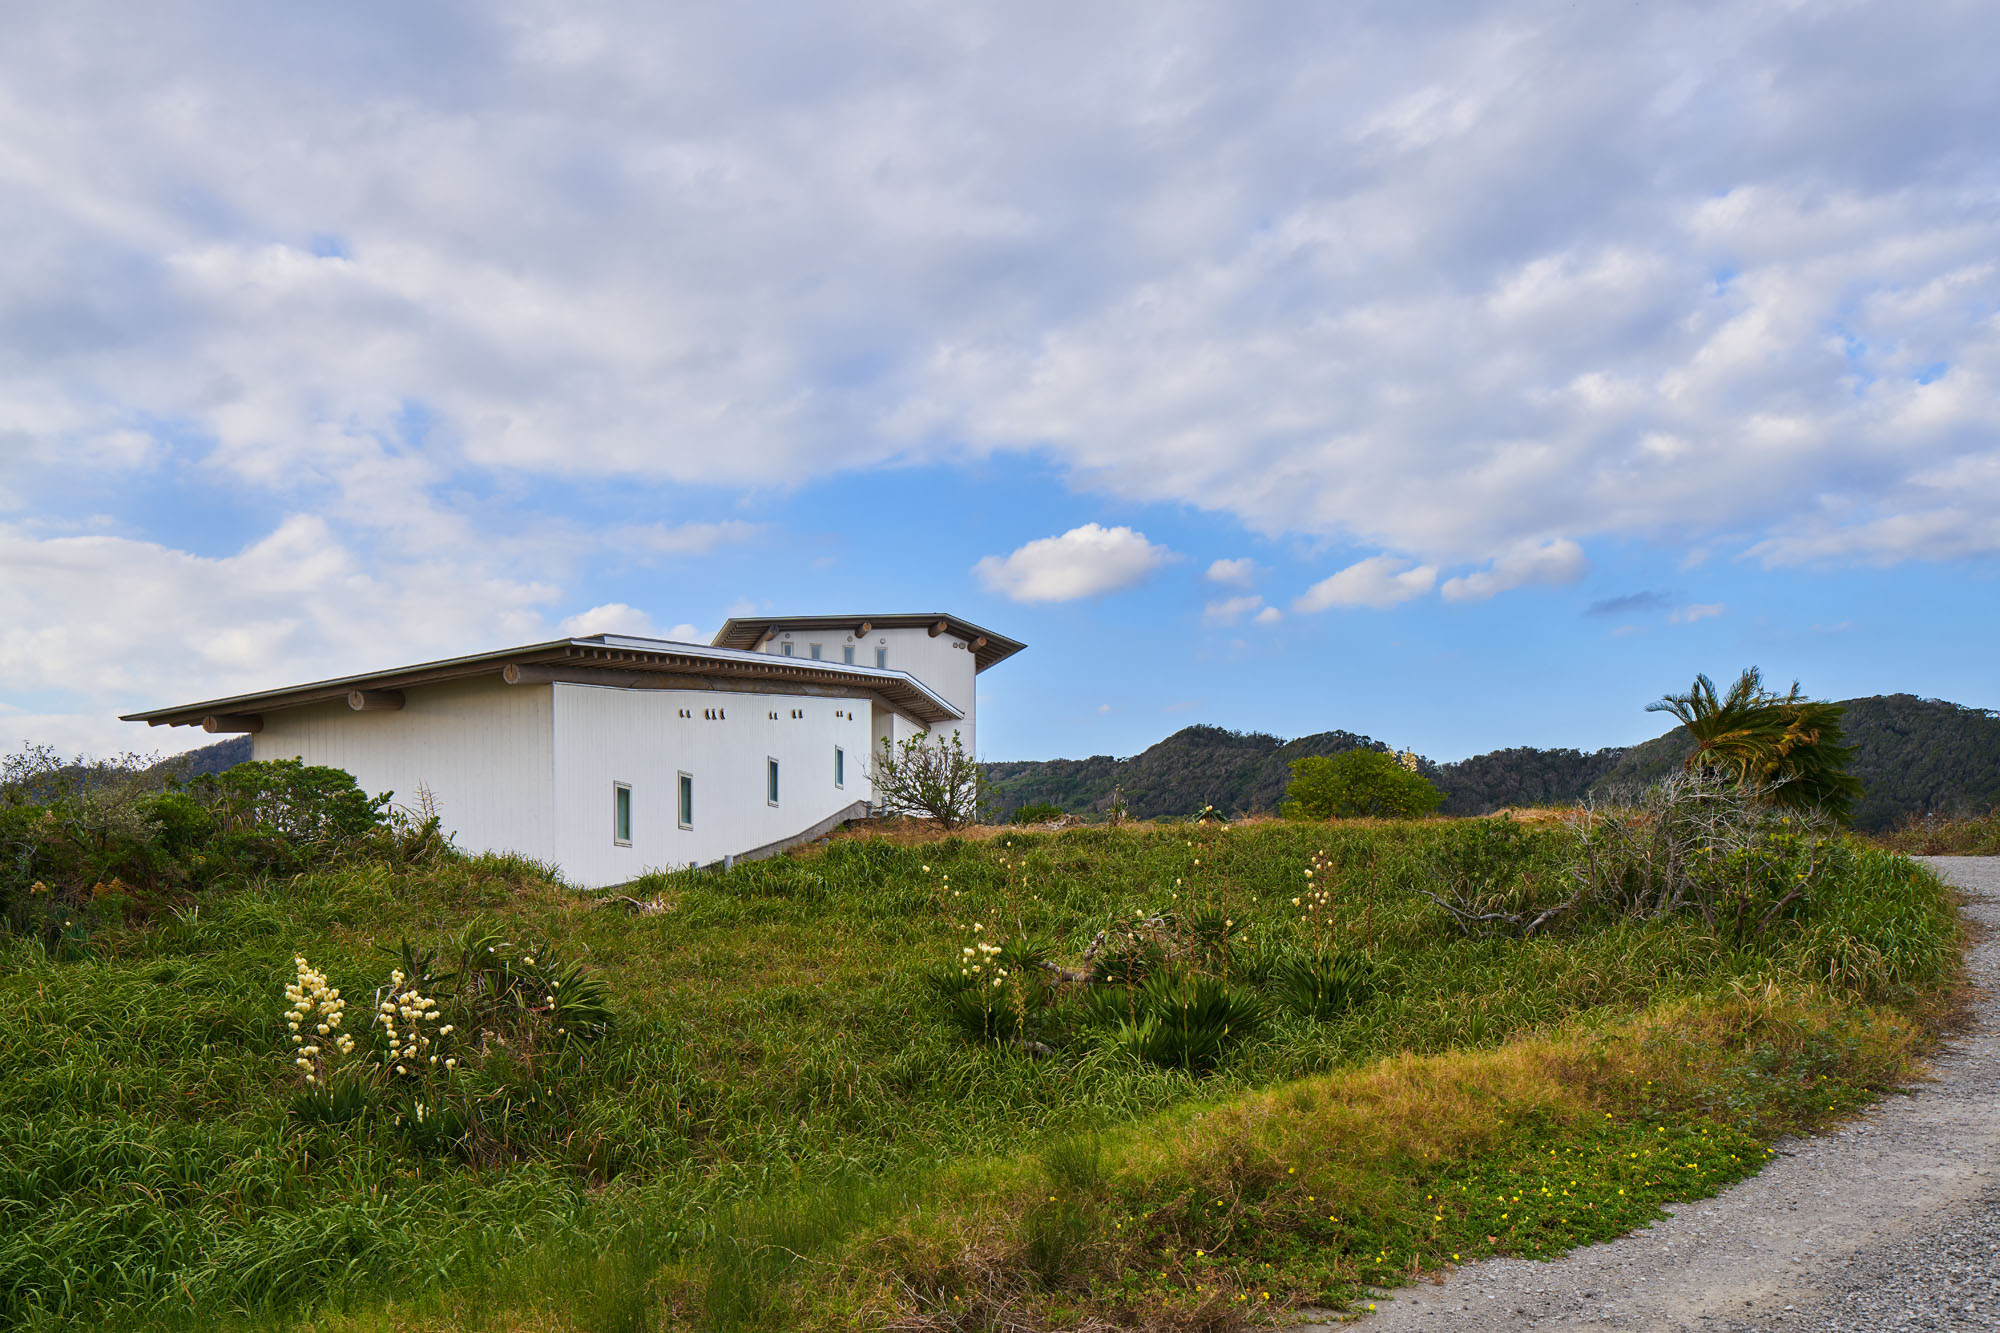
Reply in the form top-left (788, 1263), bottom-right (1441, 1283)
top-left (504, 663), bottom-right (652, 689)
top-left (928, 619), bottom-right (948, 637)
top-left (347, 689), bottom-right (404, 712)
top-left (202, 714), bottom-right (263, 734)
top-left (971, 635), bottom-right (987, 651)
top-left (855, 621), bottom-right (872, 637)
top-left (759, 626), bottom-right (778, 645)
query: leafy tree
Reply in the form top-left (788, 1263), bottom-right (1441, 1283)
top-left (870, 731), bottom-right (984, 829)
top-left (1647, 667), bottom-right (1862, 823)
top-left (1282, 749), bottom-right (1442, 820)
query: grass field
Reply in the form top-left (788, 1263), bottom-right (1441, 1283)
top-left (1875, 806), bottom-right (2000, 855)
top-left (0, 815), bottom-right (1962, 1330)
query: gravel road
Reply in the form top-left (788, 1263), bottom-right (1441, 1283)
top-left (1312, 856), bottom-right (2000, 1333)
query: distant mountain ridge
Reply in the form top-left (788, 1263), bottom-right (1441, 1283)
top-left (986, 695), bottom-right (2000, 833)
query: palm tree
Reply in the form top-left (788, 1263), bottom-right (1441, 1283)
top-left (1648, 667), bottom-right (1862, 822)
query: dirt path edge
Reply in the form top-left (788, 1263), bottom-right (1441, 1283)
top-left (1309, 856), bottom-right (2000, 1333)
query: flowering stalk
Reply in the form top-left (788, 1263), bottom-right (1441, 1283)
top-left (375, 968), bottom-right (457, 1077)
top-left (282, 955), bottom-right (354, 1085)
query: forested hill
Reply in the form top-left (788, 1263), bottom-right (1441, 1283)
top-left (985, 695), bottom-right (2000, 832)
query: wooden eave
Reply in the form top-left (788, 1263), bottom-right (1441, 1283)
top-left (120, 637), bottom-right (964, 730)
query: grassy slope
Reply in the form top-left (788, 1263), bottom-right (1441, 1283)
top-left (0, 821), bottom-right (1961, 1330)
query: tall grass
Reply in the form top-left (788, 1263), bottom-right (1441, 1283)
top-left (0, 817), bottom-right (1961, 1330)
top-left (1875, 806), bottom-right (2000, 856)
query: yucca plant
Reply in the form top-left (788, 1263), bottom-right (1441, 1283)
top-left (1271, 947), bottom-right (1378, 1021)
top-left (1088, 937), bottom-right (1165, 987)
top-left (289, 1069), bottom-right (373, 1125)
top-left (927, 962), bottom-right (1053, 1045)
top-left (1116, 972), bottom-right (1264, 1072)
top-left (392, 1089), bottom-right (471, 1153)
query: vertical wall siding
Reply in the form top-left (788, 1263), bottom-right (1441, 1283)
top-left (552, 684), bottom-right (875, 888)
top-left (252, 678), bottom-right (557, 865)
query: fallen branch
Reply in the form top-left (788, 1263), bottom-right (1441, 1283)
top-left (1417, 890), bottom-right (1582, 940)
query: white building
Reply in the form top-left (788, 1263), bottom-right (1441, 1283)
top-left (123, 614), bottom-right (1024, 887)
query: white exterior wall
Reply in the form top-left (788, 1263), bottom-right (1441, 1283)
top-left (242, 634), bottom-right (989, 888)
top-left (762, 625), bottom-right (979, 754)
top-left (551, 683), bottom-right (873, 887)
top-left (251, 676), bottom-right (558, 864)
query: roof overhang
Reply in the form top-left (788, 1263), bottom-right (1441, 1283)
top-left (711, 613), bottom-right (1025, 671)
top-left (120, 635), bottom-right (964, 732)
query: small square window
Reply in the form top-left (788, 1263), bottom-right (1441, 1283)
top-left (612, 782), bottom-right (632, 846)
top-left (782, 642), bottom-right (794, 656)
top-left (835, 746), bottom-right (845, 788)
top-left (875, 647), bottom-right (888, 669)
top-left (678, 773), bottom-right (693, 829)
top-left (809, 643), bottom-right (822, 660)
top-left (767, 757), bottom-right (780, 806)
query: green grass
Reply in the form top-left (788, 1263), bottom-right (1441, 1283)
top-left (0, 819), bottom-right (1961, 1330)
top-left (1874, 806), bottom-right (2000, 855)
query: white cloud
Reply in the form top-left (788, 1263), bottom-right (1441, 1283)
top-left (620, 521), bottom-right (764, 557)
top-left (1671, 602), bottom-right (1725, 624)
top-left (1202, 594), bottom-right (1264, 626)
top-left (1440, 539), bottom-right (1589, 602)
top-left (554, 606), bottom-right (707, 640)
top-left (0, 516), bottom-right (559, 755)
top-left (0, 1), bottom-right (1991, 580)
top-left (973, 524), bottom-right (1174, 603)
top-left (1206, 557), bottom-right (1257, 587)
top-left (1254, 605), bottom-right (1282, 625)
top-left (1294, 556), bottom-right (1437, 612)
top-left (558, 603), bottom-right (658, 637)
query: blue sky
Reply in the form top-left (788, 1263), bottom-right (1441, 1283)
top-left (2, 1), bottom-right (1996, 763)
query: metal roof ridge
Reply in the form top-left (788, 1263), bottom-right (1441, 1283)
top-left (120, 633), bottom-right (964, 726)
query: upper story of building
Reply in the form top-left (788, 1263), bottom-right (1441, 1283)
top-left (710, 613), bottom-right (1024, 750)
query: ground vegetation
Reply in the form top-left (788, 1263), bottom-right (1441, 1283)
top-left (0, 744), bottom-right (1961, 1331)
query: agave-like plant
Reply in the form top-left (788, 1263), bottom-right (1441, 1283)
top-left (1648, 667), bottom-right (1862, 823)
top-left (1116, 973), bottom-right (1264, 1072)
top-left (1270, 947), bottom-right (1377, 1021)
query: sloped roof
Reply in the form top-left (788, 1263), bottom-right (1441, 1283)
top-left (711, 613), bottom-right (1025, 671)
top-left (121, 634), bottom-right (963, 729)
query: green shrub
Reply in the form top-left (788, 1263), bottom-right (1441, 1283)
top-left (1284, 749), bottom-right (1444, 820)
top-left (1010, 801), bottom-right (1067, 825)
top-left (192, 758), bottom-right (393, 877)
top-left (0, 750), bottom-right (393, 941)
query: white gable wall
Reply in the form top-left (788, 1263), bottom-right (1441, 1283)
top-left (762, 625), bottom-right (979, 755)
top-left (551, 683), bottom-right (873, 887)
top-left (251, 676), bottom-right (558, 865)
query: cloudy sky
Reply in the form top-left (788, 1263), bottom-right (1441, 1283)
top-left (3, 1), bottom-right (1996, 764)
